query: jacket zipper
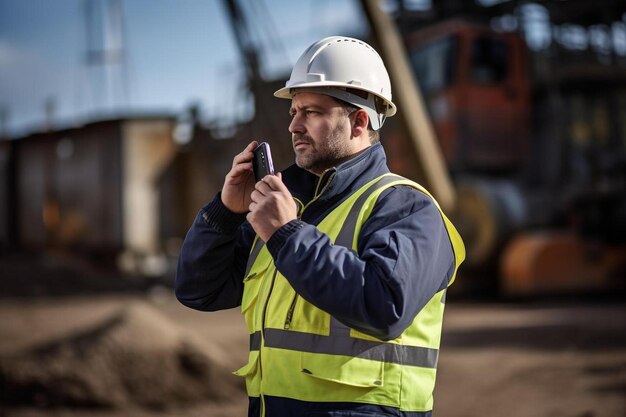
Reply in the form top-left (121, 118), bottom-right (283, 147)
top-left (284, 293), bottom-right (298, 329)
top-left (284, 170), bottom-right (335, 330)
top-left (257, 169), bottom-right (337, 412)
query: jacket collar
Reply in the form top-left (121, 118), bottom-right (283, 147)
top-left (282, 142), bottom-right (390, 207)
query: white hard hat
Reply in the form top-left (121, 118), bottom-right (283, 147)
top-left (274, 36), bottom-right (397, 130)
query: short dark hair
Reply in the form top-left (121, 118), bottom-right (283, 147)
top-left (333, 98), bottom-right (380, 144)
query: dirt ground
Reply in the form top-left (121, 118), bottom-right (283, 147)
top-left (0, 254), bottom-right (624, 416)
top-left (0, 291), bottom-right (624, 417)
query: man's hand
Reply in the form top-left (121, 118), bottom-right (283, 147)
top-left (247, 173), bottom-right (298, 242)
top-left (221, 141), bottom-right (258, 213)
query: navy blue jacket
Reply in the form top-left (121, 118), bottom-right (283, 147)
top-left (176, 143), bottom-right (455, 416)
top-left (176, 143), bottom-right (455, 341)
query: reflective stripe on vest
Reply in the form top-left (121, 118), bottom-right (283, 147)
top-left (248, 329), bottom-right (438, 368)
top-left (333, 174), bottom-right (405, 249)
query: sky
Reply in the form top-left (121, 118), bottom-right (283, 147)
top-left (0, 0), bottom-right (367, 137)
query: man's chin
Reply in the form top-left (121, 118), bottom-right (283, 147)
top-left (295, 157), bottom-right (318, 174)
top-left (295, 157), bottom-right (309, 170)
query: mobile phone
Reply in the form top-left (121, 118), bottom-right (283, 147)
top-left (253, 142), bottom-right (275, 182)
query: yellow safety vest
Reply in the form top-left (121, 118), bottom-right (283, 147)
top-left (234, 173), bottom-right (465, 412)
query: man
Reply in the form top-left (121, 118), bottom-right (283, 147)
top-left (176, 36), bottom-right (465, 417)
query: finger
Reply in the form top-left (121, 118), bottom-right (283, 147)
top-left (254, 179), bottom-right (272, 195)
top-left (240, 141), bottom-right (258, 157)
top-left (250, 189), bottom-right (264, 203)
top-left (229, 162), bottom-right (253, 176)
top-left (262, 172), bottom-right (289, 193)
top-left (233, 150), bottom-right (254, 166)
top-left (232, 142), bottom-right (258, 166)
top-left (226, 165), bottom-right (253, 184)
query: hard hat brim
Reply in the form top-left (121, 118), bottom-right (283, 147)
top-left (274, 82), bottom-right (397, 118)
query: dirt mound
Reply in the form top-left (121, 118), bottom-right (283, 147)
top-left (0, 302), bottom-right (245, 410)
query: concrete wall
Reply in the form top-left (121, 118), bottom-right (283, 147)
top-left (121, 119), bottom-right (176, 255)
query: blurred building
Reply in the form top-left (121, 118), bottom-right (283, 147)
top-left (1, 76), bottom-right (292, 277)
top-left (6, 116), bottom-right (176, 271)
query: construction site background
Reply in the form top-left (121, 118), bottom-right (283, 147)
top-left (1, 0), bottom-right (625, 416)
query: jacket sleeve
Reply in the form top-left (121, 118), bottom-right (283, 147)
top-left (175, 194), bottom-right (256, 311)
top-left (266, 186), bottom-right (455, 341)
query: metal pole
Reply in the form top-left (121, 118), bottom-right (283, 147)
top-left (360, 0), bottom-right (456, 211)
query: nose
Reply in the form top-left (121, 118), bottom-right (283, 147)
top-left (289, 113), bottom-right (305, 135)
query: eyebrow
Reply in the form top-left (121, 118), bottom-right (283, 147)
top-left (289, 104), bottom-right (323, 115)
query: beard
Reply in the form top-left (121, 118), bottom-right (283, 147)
top-left (293, 123), bottom-right (352, 175)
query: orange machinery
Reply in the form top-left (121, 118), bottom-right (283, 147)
top-left (407, 21), bottom-right (626, 296)
top-left (404, 20), bottom-right (530, 174)
top-left (362, 0), bottom-right (626, 296)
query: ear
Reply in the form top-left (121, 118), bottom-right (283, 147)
top-left (351, 109), bottom-right (369, 138)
